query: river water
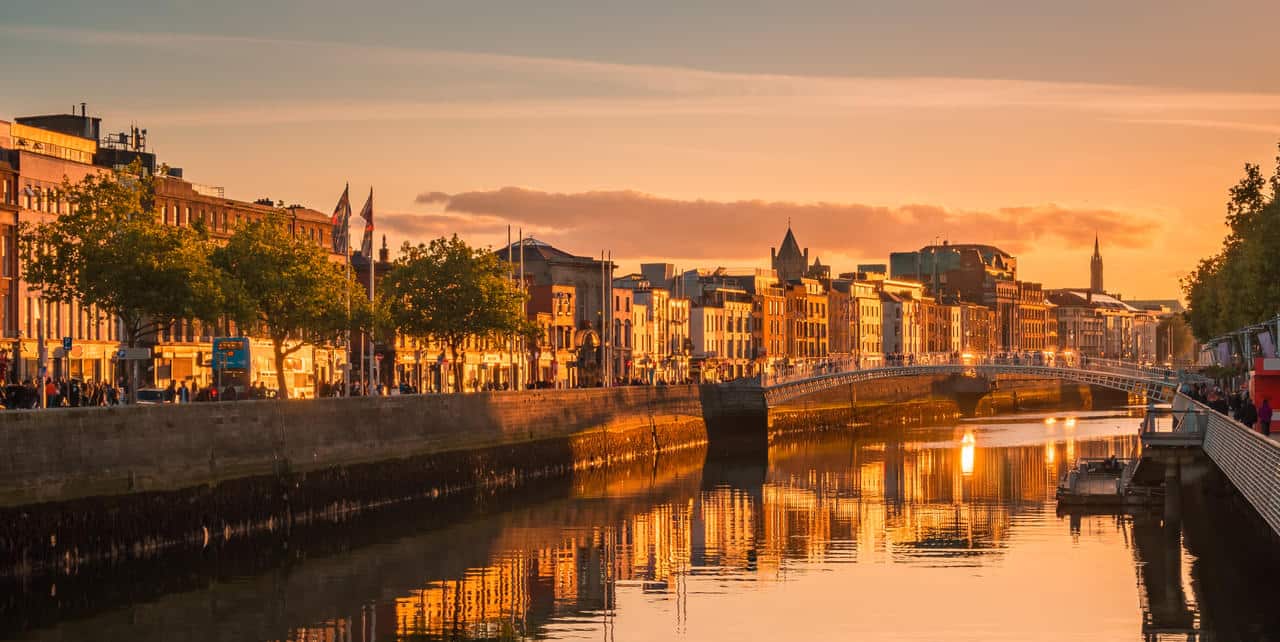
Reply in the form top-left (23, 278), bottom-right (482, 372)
top-left (5, 406), bottom-right (1279, 641)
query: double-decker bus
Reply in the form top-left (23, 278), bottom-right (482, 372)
top-left (212, 337), bottom-right (251, 394)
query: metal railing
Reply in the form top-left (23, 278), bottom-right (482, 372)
top-left (755, 358), bottom-right (1184, 407)
top-left (1173, 392), bottom-right (1280, 537)
top-left (759, 354), bottom-right (1184, 389)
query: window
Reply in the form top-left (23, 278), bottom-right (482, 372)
top-left (0, 234), bottom-right (10, 278)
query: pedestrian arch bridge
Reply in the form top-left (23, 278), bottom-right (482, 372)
top-left (753, 360), bottom-right (1185, 407)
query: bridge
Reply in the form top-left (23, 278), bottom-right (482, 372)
top-left (753, 358), bottom-right (1185, 407)
top-left (699, 357), bottom-right (1190, 454)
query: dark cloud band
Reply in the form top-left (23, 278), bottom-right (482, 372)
top-left (402, 187), bottom-right (1156, 258)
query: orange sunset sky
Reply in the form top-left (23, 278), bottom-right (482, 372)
top-left (4, 1), bottom-right (1280, 299)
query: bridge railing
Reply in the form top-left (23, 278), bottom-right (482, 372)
top-left (759, 355), bottom-right (1183, 389)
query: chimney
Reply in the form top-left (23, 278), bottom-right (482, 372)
top-left (379, 234), bottom-right (389, 263)
top-left (81, 103), bottom-right (90, 138)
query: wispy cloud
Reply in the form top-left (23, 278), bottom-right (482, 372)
top-left (1118, 118), bottom-right (1280, 135)
top-left (405, 187), bottom-right (1159, 260)
top-left (5, 23), bottom-right (1280, 127)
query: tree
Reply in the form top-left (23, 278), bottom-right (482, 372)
top-left (1183, 143), bottom-right (1280, 341)
top-left (213, 214), bottom-right (349, 398)
top-left (381, 235), bottom-right (533, 392)
top-left (20, 165), bottom-right (223, 397)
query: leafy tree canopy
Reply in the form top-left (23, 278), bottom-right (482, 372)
top-left (212, 214), bottom-right (350, 398)
top-left (20, 164), bottom-right (222, 347)
top-left (1183, 144), bottom-right (1280, 341)
top-left (381, 235), bottom-right (533, 391)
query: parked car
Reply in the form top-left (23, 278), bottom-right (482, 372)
top-left (134, 388), bottom-right (168, 405)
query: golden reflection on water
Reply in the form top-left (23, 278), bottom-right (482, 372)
top-left (278, 414), bottom-right (1174, 642)
top-left (960, 432), bottom-right (976, 476)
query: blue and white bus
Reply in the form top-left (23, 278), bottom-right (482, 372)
top-left (212, 337), bottom-right (251, 393)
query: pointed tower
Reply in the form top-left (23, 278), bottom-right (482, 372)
top-left (771, 224), bottom-right (809, 282)
top-left (1090, 235), bottom-right (1104, 294)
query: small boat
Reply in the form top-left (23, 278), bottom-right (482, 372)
top-left (1056, 457), bottom-right (1162, 506)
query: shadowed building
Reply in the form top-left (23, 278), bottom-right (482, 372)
top-left (770, 225), bottom-right (809, 283)
top-left (889, 242), bottom-right (1016, 303)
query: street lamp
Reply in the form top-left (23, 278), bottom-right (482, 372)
top-left (34, 299), bottom-right (46, 408)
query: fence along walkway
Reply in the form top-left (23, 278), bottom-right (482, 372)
top-left (1173, 393), bottom-right (1280, 537)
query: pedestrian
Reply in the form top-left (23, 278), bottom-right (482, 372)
top-left (44, 378), bottom-right (58, 407)
top-left (1259, 398), bottom-right (1273, 437)
top-left (1237, 393), bottom-right (1257, 428)
top-left (1209, 392), bottom-right (1230, 416)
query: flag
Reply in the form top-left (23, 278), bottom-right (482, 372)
top-left (1261, 330), bottom-right (1276, 358)
top-left (358, 188), bottom-right (374, 259)
top-left (330, 184), bottom-right (351, 254)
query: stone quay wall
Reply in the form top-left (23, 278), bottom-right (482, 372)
top-left (0, 386), bottom-right (707, 509)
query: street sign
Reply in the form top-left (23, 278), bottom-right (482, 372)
top-left (115, 347), bottom-right (152, 360)
top-left (211, 337), bottom-right (250, 371)
top-left (62, 337), bottom-right (72, 352)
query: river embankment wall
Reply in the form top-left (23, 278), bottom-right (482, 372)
top-left (0, 385), bottom-right (707, 509)
top-left (0, 386), bottom-right (709, 577)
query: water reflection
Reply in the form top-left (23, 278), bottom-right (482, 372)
top-left (6, 409), bottom-right (1280, 641)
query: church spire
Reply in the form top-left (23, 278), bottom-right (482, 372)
top-left (1090, 234), bottom-right (1104, 294)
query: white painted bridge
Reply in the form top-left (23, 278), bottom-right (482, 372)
top-left (750, 358), bottom-right (1188, 407)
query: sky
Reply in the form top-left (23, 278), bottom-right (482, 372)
top-left (3, 1), bottom-right (1279, 299)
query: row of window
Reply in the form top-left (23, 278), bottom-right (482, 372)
top-left (158, 201), bottom-right (330, 249)
top-left (23, 297), bottom-right (119, 343)
top-left (19, 184), bottom-right (69, 215)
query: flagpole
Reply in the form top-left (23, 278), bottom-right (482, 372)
top-left (507, 225), bottom-right (513, 390)
top-left (333, 183), bottom-right (352, 398)
top-left (344, 228), bottom-right (351, 397)
top-left (367, 189), bottom-right (376, 396)
top-left (519, 228), bottom-right (525, 390)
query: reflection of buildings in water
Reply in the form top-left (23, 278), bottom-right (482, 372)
top-left (392, 553), bottom-right (534, 640)
top-left (626, 501), bottom-right (693, 583)
top-left (759, 431), bottom-right (1143, 565)
top-left (283, 501), bottom-right (697, 641)
top-left (697, 487), bottom-right (758, 571)
top-left (281, 429), bottom-right (1146, 642)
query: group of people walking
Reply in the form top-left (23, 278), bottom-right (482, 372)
top-left (0, 378), bottom-right (122, 408)
top-left (1188, 383), bottom-right (1273, 436)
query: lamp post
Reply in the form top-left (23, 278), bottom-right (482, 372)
top-left (35, 299), bottom-right (46, 408)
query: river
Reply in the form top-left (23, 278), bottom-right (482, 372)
top-left (4, 405), bottom-right (1279, 641)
